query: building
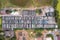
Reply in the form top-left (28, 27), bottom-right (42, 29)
top-left (1, 6), bottom-right (57, 30)
top-left (57, 36), bottom-right (60, 40)
top-left (15, 30), bottom-right (30, 40)
top-left (4, 30), bottom-right (14, 38)
top-left (45, 37), bottom-right (52, 40)
top-left (35, 37), bottom-right (43, 40)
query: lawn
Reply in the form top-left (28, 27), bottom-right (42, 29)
top-left (9, 0), bottom-right (53, 7)
top-left (0, 0), bottom-right (53, 8)
top-left (0, 0), bottom-right (17, 8)
top-left (0, 18), bottom-right (2, 25)
top-left (56, 0), bottom-right (60, 28)
top-left (57, 0), bottom-right (60, 18)
top-left (0, 17), bottom-right (2, 30)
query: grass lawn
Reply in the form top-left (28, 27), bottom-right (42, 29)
top-left (0, 0), bottom-right (53, 8)
top-left (0, 17), bottom-right (2, 30)
top-left (56, 0), bottom-right (60, 28)
top-left (0, 18), bottom-right (2, 25)
top-left (57, 0), bottom-right (60, 18)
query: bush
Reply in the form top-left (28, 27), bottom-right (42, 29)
top-left (46, 34), bottom-right (54, 40)
top-left (35, 32), bottom-right (42, 37)
top-left (0, 35), bottom-right (5, 40)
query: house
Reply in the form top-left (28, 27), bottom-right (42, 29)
top-left (15, 30), bottom-right (30, 40)
top-left (22, 10), bottom-right (36, 16)
top-left (1, 6), bottom-right (57, 30)
top-left (35, 37), bottom-right (43, 40)
top-left (45, 37), bottom-right (52, 40)
top-left (44, 6), bottom-right (54, 16)
top-left (57, 36), bottom-right (60, 40)
top-left (4, 30), bottom-right (14, 38)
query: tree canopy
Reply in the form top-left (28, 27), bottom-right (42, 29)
top-left (35, 32), bottom-right (42, 37)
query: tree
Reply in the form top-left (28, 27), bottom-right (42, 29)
top-left (46, 34), bottom-right (54, 40)
top-left (52, 0), bottom-right (58, 8)
top-left (0, 35), bottom-right (5, 40)
top-left (35, 32), bottom-right (42, 37)
top-left (10, 35), bottom-right (16, 40)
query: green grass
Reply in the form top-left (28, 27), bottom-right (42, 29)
top-left (57, 0), bottom-right (60, 18)
top-left (0, 17), bottom-right (2, 30)
top-left (56, 0), bottom-right (60, 28)
top-left (0, 18), bottom-right (2, 25)
top-left (0, 0), bottom-right (53, 8)
top-left (9, 0), bottom-right (53, 7)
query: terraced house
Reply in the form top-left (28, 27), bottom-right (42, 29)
top-left (1, 6), bottom-right (58, 30)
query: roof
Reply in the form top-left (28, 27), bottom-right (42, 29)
top-left (35, 37), bottom-right (42, 40)
top-left (44, 6), bottom-right (54, 13)
top-left (46, 37), bottom-right (52, 40)
top-left (57, 36), bottom-right (60, 40)
top-left (11, 11), bottom-right (19, 15)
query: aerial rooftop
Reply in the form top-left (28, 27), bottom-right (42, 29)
top-left (1, 6), bottom-right (57, 30)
